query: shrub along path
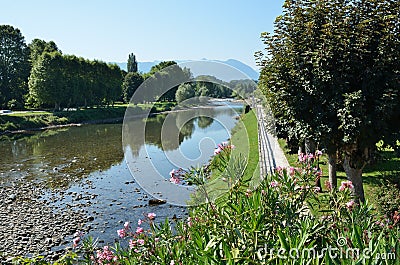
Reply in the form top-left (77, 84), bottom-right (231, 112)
top-left (256, 104), bottom-right (289, 178)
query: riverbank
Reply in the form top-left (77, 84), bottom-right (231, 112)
top-left (0, 102), bottom-right (175, 135)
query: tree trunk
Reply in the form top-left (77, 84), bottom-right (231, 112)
top-left (342, 154), bottom-right (365, 202)
top-left (328, 152), bottom-right (337, 190)
top-left (305, 138), bottom-right (316, 154)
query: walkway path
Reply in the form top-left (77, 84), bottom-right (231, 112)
top-left (256, 105), bottom-right (289, 178)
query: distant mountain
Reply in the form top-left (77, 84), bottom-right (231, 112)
top-left (111, 59), bottom-right (259, 80)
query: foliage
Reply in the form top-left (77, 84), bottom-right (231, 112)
top-left (0, 25), bottom-right (30, 109)
top-left (28, 38), bottom-right (60, 64)
top-left (375, 181), bottom-right (400, 219)
top-left (27, 52), bottom-right (123, 110)
top-left (175, 83), bottom-right (195, 103)
top-left (122, 72), bottom-right (144, 103)
top-left (65, 160), bottom-right (399, 264)
top-left (257, 0), bottom-right (400, 201)
top-left (7, 153), bottom-right (400, 264)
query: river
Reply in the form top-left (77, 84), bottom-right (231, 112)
top-left (0, 101), bottom-right (242, 258)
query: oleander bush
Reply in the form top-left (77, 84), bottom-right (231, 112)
top-left (12, 153), bottom-right (400, 265)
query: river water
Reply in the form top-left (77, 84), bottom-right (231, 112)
top-left (0, 101), bottom-right (242, 248)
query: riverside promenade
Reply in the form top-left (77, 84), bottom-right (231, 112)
top-left (256, 105), bottom-right (289, 178)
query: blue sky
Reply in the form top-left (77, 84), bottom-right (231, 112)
top-left (0, 0), bottom-right (284, 70)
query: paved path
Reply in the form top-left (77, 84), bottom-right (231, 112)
top-left (256, 105), bottom-right (289, 179)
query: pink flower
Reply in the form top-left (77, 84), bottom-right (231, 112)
top-left (187, 217), bottom-right (193, 227)
top-left (96, 246), bottom-right (116, 262)
top-left (155, 237), bottom-right (160, 242)
top-left (289, 167), bottom-right (295, 176)
top-left (169, 169), bottom-right (176, 177)
top-left (214, 147), bottom-right (222, 155)
top-left (345, 200), bottom-right (355, 210)
top-left (72, 237), bottom-right (80, 248)
top-left (270, 181), bottom-right (279, 188)
top-left (298, 153), bottom-right (306, 162)
top-left (339, 181), bottom-right (354, 191)
top-left (316, 150), bottom-right (323, 156)
top-left (138, 219), bottom-right (143, 225)
top-left (170, 261), bottom-right (175, 265)
top-left (129, 239), bottom-right (136, 249)
top-left (124, 221), bottom-right (130, 230)
top-left (230, 144), bottom-right (235, 149)
top-left (137, 239), bottom-right (145, 245)
top-left (117, 229), bottom-right (126, 238)
top-left (314, 187), bottom-right (321, 193)
top-left (245, 189), bottom-right (252, 197)
top-left (147, 212), bottom-right (156, 220)
top-left (307, 153), bottom-right (314, 160)
top-left (170, 176), bottom-right (180, 184)
top-left (136, 227), bottom-right (144, 234)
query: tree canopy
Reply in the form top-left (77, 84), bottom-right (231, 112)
top-left (0, 25), bottom-right (30, 109)
top-left (258, 0), bottom-right (400, 201)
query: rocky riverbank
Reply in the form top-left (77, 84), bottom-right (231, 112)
top-left (0, 178), bottom-right (88, 262)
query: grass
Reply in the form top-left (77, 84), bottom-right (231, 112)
top-left (230, 110), bottom-right (259, 183)
top-left (277, 138), bottom-right (400, 208)
top-left (201, 110), bottom-right (259, 204)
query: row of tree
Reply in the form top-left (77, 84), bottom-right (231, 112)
top-left (258, 0), bottom-right (399, 201)
top-left (0, 25), bottom-right (124, 110)
top-left (28, 52), bottom-right (122, 109)
top-left (1, 24), bottom-right (256, 110)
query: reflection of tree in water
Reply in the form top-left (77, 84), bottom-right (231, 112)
top-left (197, 116), bottom-right (213, 129)
top-left (124, 107), bottom-right (218, 154)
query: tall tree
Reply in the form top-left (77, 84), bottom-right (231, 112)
top-left (127, 53), bottom-right (138, 73)
top-left (0, 25), bottom-right (30, 109)
top-left (258, 0), bottom-right (400, 201)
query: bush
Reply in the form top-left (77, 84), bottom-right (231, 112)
top-left (376, 183), bottom-right (400, 218)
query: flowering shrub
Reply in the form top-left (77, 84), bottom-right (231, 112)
top-left (12, 151), bottom-right (400, 264)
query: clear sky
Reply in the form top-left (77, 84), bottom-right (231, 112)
top-left (0, 0), bottom-right (284, 70)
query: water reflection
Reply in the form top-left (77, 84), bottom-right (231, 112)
top-left (0, 104), bottom-right (241, 191)
top-left (123, 104), bottom-right (242, 205)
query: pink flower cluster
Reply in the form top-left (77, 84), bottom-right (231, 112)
top-left (169, 168), bottom-right (184, 184)
top-left (345, 200), bottom-right (355, 210)
top-left (339, 181), bottom-right (354, 191)
top-left (298, 150), bottom-right (323, 162)
top-left (214, 141), bottom-right (235, 155)
top-left (95, 246), bottom-right (118, 263)
top-left (72, 231), bottom-right (83, 248)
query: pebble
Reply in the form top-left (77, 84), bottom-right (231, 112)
top-left (0, 179), bottom-right (87, 262)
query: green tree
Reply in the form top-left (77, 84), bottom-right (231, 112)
top-left (0, 25), bottom-right (30, 109)
top-left (28, 38), bottom-right (60, 64)
top-left (175, 83), bottom-right (195, 103)
top-left (122, 72), bottom-right (144, 103)
top-left (127, 53), bottom-right (138, 73)
top-left (28, 52), bottom-right (66, 110)
top-left (258, 0), bottom-right (400, 201)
